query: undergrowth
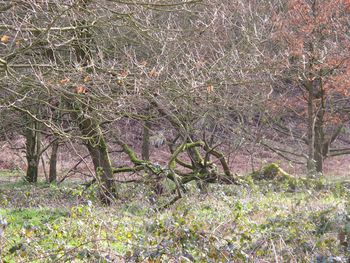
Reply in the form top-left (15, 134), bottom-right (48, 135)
top-left (0, 173), bottom-right (349, 262)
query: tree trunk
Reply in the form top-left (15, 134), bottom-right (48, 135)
top-left (314, 81), bottom-right (325, 174)
top-left (306, 82), bottom-right (316, 176)
top-left (68, 6), bottom-right (115, 203)
top-left (314, 110), bottom-right (324, 174)
top-left (86, 138), bottom-right (116, 203)
top-left (49, 139), bottom-right (59, 183)
top-left (141, 120), bottom-right (151, 161)
top-left (74, 112), bottom-right (116, 204)
top-left (25, 118), bottom-right (41, 183)
top-left (141, 119), bottom-right (164, 194)
top-left (305, 76), bottom-right (325, 176)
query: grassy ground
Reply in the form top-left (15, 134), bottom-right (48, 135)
top-left (0, 172), bottom-right (349, 262)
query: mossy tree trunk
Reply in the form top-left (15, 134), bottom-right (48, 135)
top-left (71, 108), bottom-right (116, 204)
top-left (67, 2), bottom-right (115, 203)
top-left (48, 139), bottom-right (59, 183)
top-left (25, 117), bottom-right (41, 183)
top-left (142, 119), bottom-right (151, 161)
top-left (150, 96), bottom-right (235, 187)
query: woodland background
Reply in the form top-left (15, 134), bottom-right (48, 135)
top-left (0, 0), bottom-right (350, 262)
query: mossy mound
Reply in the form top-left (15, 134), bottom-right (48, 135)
top-left (249, 163), bottom-right (302, 191)
top-left (251, 163), bottom-right (291, 181)
top-left (248, 163), bottom-right (328, 192)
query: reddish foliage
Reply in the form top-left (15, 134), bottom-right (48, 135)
top-left (272, 0), bottom-right (350, 126)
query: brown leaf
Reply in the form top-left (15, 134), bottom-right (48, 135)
top-left (1, 35), bottom-right (10, 44)
top-left (119, 69), bottom-right (129, 78)
top-left (60, 78), bottom-right (70, 84)
top-left (75, 85), bottom-right (87, 94)
top-left (83, 75), bottom-right (91, 83)
top-left (207, 85), bottom-right (214, 93)
top-left (149, 68), bottom-right (158, 78)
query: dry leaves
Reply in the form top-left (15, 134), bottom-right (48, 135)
top-left (60, 78), bottom-right (70, 85)
top-left (83, 75), bottom-right (92, 83)
top-left (75, 85), bottom-right (87, 94)
top-left (207, 85), bottom-right (214, 93)
top-left (149, 68), bottom-right (159, 78)
top-left (1, 35), bottom-right (10, 44)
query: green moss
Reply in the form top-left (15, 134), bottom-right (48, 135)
top-left (248, 164), bottom-right (336, 193)
top-left (251, 163), bottom-right (290, 181)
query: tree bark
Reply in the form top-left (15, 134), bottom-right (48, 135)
top-left (305, 76), bottom-right (326, 175)
top-left (49, 139), bottom-right (59, 183)
top-left (314, 80), bottom-right (325, 174)
top-left (74, 111), bottom-right (116, 204)
top-left (141, 119), bottom-right (151, 161)
top-left (314, 109), bottom-right (324, 173)
top-left (306, 81), bottom-right (316, 176)
top-left (25, 118), bottom-right (41, 183)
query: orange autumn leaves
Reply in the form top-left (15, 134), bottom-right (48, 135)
top-left (75, 85), bottom-right (87, 94)
top-left (268, 0), bottom-right (350, 128)
top-left (59, 77), bottom-right (87, 94)
top-left (276, 0), bottom-right (350, 57)
top-left (275, 0), bottom-right (350, 92)
top-left (59, 78), bottom-right (70, 85)
top-left (57, 64), bottom-right (213, 96)
top-left (115, 67), bottom-right (160, 86)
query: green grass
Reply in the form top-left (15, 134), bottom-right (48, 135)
top-left (0, 169), bottom-right (24, 177)
top-left (0, 174), bottom-right (349, 262)
top-left (0, 208), bottom-right (68, 227)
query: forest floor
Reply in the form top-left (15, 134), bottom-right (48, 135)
top-left (0, 171), bottom-right (350, 262)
